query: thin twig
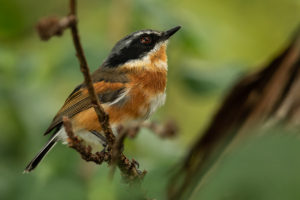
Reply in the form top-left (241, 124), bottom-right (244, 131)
top-left (36, 0), bottom-right (147, 183)
top-left (142, 120), bottom-right (178, 138)
top-left (63, 116), bottom-right (110, 164)
top-left (35, 0), bottom-right (159, 184)
top-left (68, 0), bottom-right (115, 146)
top-left (63, 116), bottom-right (146, 182)
top-left (122, 120), bottom-right (178, 139)
top-left (109, 127), bottom-right (127, 179)
top-left (117, 153), bottom-right (147, 183)
top-left (66, 0), bottom-right (146, 182)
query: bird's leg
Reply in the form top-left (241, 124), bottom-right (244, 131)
top-left (90, 130), bottom-right (107, 148)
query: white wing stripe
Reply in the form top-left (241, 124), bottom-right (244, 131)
top-left (107, 88), bottom-right (130, 106)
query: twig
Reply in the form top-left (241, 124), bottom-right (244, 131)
top-left (36, 0), bottom-right (146, 183)
top-left (109, 127), bottom-right (127, 179)
top-left (67, 0), bottom-right (145, 181)
top-left (62, 116), bottom-right (146, 182)
top-left (109, 126), bottom-right (148, 182)
top-left (122, 120), bottom-right (178, 139)
top-left (63, 116), bottom-right (110, 164)
top-left (68, 0), bottom-right (115, 147)
top-left (142, 120), bottom-right (178, 138)
top-left (111, 126), bottom-right (127, 166)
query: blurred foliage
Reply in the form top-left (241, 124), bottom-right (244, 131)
top-left (180, 61), bottom-right (247, 95)
top-left (192, 128), bottom-right (300, 200)
top-left (0, 0), bottom-right (299, 199)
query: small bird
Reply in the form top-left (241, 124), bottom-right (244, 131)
top-left (24, 26), bottom-right (181, 172)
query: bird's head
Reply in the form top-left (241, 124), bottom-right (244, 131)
top-left (103, 26), bottom-right (181, 70)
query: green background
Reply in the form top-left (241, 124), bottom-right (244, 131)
top-left (0, 0), bottom-right (300, 199)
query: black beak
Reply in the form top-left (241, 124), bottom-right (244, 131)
top-left (162, 26), bottom-right (181, 40)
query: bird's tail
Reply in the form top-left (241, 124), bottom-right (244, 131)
top-left (23, 131), bottom-right (60, 173)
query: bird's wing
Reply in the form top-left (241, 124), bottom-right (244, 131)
top-left (44, 80), bottom-right (127, 135)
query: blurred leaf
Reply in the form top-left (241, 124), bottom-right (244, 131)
top-left (0, 0), bottom-right (25, 40)
top-left (180, 62), bottom-right (246, 95)
top-left (193, 131), bottom-right (300, 200)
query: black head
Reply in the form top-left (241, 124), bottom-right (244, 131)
top-left (103, 26), bottom-right (181, 68)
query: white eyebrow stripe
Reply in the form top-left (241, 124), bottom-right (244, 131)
top-left (133, 30), bottom-right (161, 37)
top-left (133, 32), bottom-right (144, 37)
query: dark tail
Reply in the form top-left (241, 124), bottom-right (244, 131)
top-left (23, 133), bottom-right (58, 173)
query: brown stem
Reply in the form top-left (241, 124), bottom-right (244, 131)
top-left (62, 116), bottom-right (146, 182)
top-left (68, 0), bottom-right (115, 146)
top-left (36, 0), bottom-right (148, 183)
top-left (63, 116), bottom-right (110, 164)
top-left (142, 120), bottom-right (178, 138)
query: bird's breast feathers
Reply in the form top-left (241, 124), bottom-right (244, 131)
top-left (146, 92), bottom-right (166, 117)
top-left (105, 68), bottom-right (167, 126)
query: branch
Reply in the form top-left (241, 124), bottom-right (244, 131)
top-left (121, 120), bottom-right (179, 139)
top-left (68, 0), bottom-right (115, 147)
top-left (142, 120), bottom-right (178, 138)
top-left (37, 0), bottom-right (146, 183)
top-left (63, 117), bottom-right (110, 164)
top-left (63, 116), bottom-right (146, 182)
top-left (36, 1), bottom-right (115, 147)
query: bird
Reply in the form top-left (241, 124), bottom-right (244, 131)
top-left (24, 26), bottom-right (181, 172)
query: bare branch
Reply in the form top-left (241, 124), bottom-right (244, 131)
top-left (142, 120), bottom-right (178, 138)
top-left (63, 116), bottom-right (146, 182)
top-left (63, 116), bottom-right (109, 164)
top-left (68, 0), bottom-right (115, 147)
top-left (119, 120), bottom-right (179, 139)
top-left (36, 0), bottom-right (147, 183)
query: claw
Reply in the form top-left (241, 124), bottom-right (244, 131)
top-left (131, 158), bottom-right (140, 169)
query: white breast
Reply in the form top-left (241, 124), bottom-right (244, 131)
top-left (148, 92), bottom-right (166, 117)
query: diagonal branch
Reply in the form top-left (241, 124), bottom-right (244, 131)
top-left (36, 0), bottom-right (147, 183)
top-left (68, 0), bottom-right (115, 147)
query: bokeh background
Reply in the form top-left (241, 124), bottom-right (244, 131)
top-left (1, 0), bottom-right (300, 199)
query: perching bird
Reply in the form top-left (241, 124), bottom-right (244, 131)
top-left (24, 26), bottom-right (181, 172)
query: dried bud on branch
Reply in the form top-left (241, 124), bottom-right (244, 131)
top-left (36, 15), bottom-right (76, 40)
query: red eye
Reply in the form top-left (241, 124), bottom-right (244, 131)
top-left (140, 36), bottom-right (151, 44)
